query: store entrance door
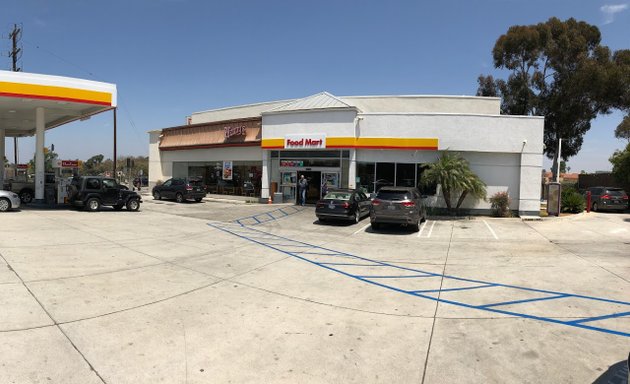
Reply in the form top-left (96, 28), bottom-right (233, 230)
top-left (296, 171), bottom-right (321, 205)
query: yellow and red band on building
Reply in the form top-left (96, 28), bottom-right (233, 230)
top-left (261, 137), bottom-right (438, 150)
top-left (0, 81), bottom-right (113, 106)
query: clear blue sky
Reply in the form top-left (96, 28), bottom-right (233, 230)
top-left (2, 0), bottom-right (629, 172)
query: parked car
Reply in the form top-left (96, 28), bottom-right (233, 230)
top-left (0, 190), bottom-right (21, 212)
top-left (8, 173), bottom-right (56, 204)
top-left (586, 187), bottom-right (629, 212)
top-left (152, 177), bottom-right (205, 203)
top-left (68, 176), bottom-right (142, 212)
top-left (370, 187), bottom-right (426, 232)
top-left (315, 189), bottom-right (371, 223)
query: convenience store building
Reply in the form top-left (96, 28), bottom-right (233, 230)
top-left (149, 92), bottom-right (543, 216)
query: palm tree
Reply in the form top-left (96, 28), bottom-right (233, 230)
top-left (422, 152), bottom-right (487, 214)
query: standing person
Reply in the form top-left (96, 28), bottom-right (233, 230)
top-left (321, 177), bottom-right (328, 197)
top-left (298, 174), bottom-right (308, 206)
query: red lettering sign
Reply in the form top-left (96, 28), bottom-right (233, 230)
top-left (16, 164), bottom-right (28, 169)
top-left (224, 125), bottom-right (247, 139)
top-left (61, 160), bottom-right (80, 167)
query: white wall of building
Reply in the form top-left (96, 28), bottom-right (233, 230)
top-left (343, 95), bottom-right (500, 115)
top-left (357, 113), bottom-right (543, 215)
top-left (262, 110), bottom-right (357, 138)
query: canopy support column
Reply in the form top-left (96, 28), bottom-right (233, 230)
top-left (35, 107), bottom-right (45, 203)
top-left (0, 128), bottom-right (5, 188)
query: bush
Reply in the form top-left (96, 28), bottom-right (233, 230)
top-left (489, 191), bottom-right (511, 217)
top-left (561, 188), bottom-right (585, 213)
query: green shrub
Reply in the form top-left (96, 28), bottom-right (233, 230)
top-left (489, 191), bottom-right (511, 217)
top-left (561, 188), bottom-right (585, 213)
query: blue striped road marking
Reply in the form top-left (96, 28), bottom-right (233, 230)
top-left (235, 206), bottom-right (306, 226)
top-left (208, 221), bottom-right (630, 338)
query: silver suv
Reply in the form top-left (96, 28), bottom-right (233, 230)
top-left (370, 187), bottom-right (426, 232)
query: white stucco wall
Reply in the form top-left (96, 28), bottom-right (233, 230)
top-left (262, 110), bottom-right (357, 138)
top-left (358, 113), bottom-right (544, 154)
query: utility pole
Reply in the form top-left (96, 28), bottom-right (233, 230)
top-left (8, 24), bottom-right (22, 166)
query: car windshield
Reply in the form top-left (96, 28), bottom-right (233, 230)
top-left (324, 192), bottom-right (351, 201)
top-left (376, 190), bottom-right (409, 201)
top-left (187, 179), bottom-right (204, 186)
top-left (606, 189), bottom-right (625, 196)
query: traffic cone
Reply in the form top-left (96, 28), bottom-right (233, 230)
top-left (268, 195), bottom-right (272, 204)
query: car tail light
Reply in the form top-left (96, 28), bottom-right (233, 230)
top-left (342, 202), bottom-right (350, 209)
top-left (601, 194), bottom-right (610, 200)
top-left (623, 195), bottom-right (629, 200)
top-left (186, 184), bottom-right (193, 191)
top-left (372, 199), bottom-right (381, 206)
top-left (401, 200), bottom-right (415, 207)
top-left (316, 202), bottom-right (324, 208)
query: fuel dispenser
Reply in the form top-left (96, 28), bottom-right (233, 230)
top-left (52, 160), bottom-right (80, 204)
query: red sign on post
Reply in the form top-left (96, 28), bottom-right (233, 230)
top-left (61, 160), bottom-right (80, 168)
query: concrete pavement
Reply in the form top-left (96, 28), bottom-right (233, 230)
top-left (0, 199), bottom-right (629, 383)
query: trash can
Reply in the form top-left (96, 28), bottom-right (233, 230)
top-left (273, 192), bottom-right (283, 204)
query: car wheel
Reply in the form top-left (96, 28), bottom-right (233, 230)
top-left (195, 198), bottom-right (203, 202)
top-left (411, 218), bottom-right (421, 232)
top-left (0, 198), bottom-right (10, 212)
top-left (19, 189), bottom-right (33, 204)
top-left (592, 202), bottom-right (598, 212)
top-left (175, 193), bottom-right (184, 203)
top-left (113, 204), bottom-right (124, 211)
top-left (86, 198), bottom-right (100, 212)
top-left (371, 222), bottom-right (380, 230)
top-left (153, 191), bottom-right (161, 200)
top-left (126, 199), bottom-right (140, 211)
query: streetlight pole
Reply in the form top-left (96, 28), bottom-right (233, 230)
top-left (555, 138), bottom-right (562, 183)
top-left (113, 107), bottom-right (117, 177)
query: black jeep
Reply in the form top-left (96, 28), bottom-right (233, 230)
top-left (68, 176), bottom-right (142, 212)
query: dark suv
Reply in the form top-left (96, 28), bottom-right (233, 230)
top-left (68, 176), bottom-right (142, 212)
top-left (586, 187), bottom-right (628, 212)
top-left (152, 177), bottom-right (205, 203)
top-left (370, 187), bottom-right (426, 232)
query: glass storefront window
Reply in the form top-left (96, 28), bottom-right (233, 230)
top-left (375, 163), bottom-right (395, 192)
top-left (395, 163), bottom-right (415, 187)
top-left (184, 161), bottom-right (262, 197)
top-left (417, 164), bottom-right (437, 195)
top-left (357, 162), bottom-right (375, 193)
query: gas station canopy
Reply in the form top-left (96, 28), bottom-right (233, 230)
top-left (0, 70), bottom-right (117, 137)
top-left (0, 70), bottom-right (117, 203)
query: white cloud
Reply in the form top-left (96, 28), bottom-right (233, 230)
top-left (600, 3), bottom-right (629, 24)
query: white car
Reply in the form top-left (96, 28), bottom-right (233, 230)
top-left (0, 190), bottom-right (21, 212)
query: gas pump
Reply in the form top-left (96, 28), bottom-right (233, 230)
top-left (52, 160), bottom-right (80, 204)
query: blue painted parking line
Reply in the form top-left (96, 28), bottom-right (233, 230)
top-left (319, 263), bottom-right (388, 267)
top-left (235, 206), bottom-right (306, 226)
top-left (413, 283), bottom-right (497, 293)
top-left (208, 222), bottom-right (630, 338)
top-left (480, 294), bottom-right (570, 308)
top-left (356, 274), bottom-right (435, 279)
top-left (567, 311), bottom-right (630, 324)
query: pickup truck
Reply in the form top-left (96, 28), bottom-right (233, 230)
top-left (68, 176), bottom-right (142, 212)
top-left (8, 174), bottom-right (56, 204)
